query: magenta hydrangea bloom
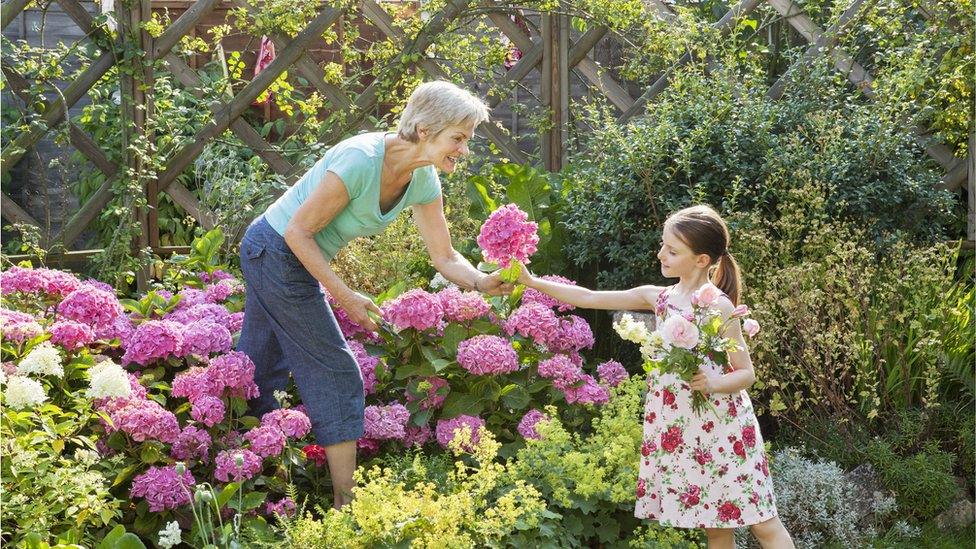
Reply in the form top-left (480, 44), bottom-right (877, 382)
top-left (181, 321), bottom-right (233, 357)
top-left (83, 279), bottom-right (115, 293)
top-left (200, 270), bottom-right (234, 283)
top-left (405, 376), bottom-right (449, 410)
top-left (517, 409), bottom-right (550, 440)
top-left (503, 302), bottom-right (559, 346)
top-left (437, 287), bottom-right (491, 323)
top-left (1, 266), bottom-right (81, 297)
top-left (381, 289), bottom-right (443, 332)
top-left (436, 415), bottom-right (485, 452)
top-left (208, 351), bottom-right (259, 400)
top-left (57, 285), bottom-right (123, 326)
top-left (563, 374), bottom-right (610, 405)
top-left (130, 465), bottom-right (195, 512)
top-left (597, 360), bottom-right (628, 387)
top-left (227, 312), bottom-right (245, 334)
top-left (214, 449), bottom-right (263, 482)
top-left (166, 303), bottom-right (231, 328)
top-left (456, 335), bottom-right (519, 375)
top-left (121, 320), bottom-right (184, 366)
top-left (171, 425), bottom-right (212, 462)
top-left (357, 437), bottom-right (381, 456)
top-left (94, 314), bottom-right (134, 342)
top-left (171, 366), bottom-right (221, 403)
top-left (265, 497), bottom-right (297, 518)
top-left (476, 204), bottom-right (539, 267)
top-left (244, 424), bottom-right (287, 458)
top-left (347, 339), bottom-right (381, 395)
top-left (521, 275), bottom-right (577, 312)
top-left (536, 354), bottom-right (584, 391)
top-left (547, 315), bottom-right (595, 354)
top-left (175, 288), bottom-right (208, 310)
top-left (261, 408), bottom-right (312, 439)
top-left (205, 280), bottom-right (242, 303)
top-left (403, 424), bottom-right (433, 448)
top-left (48, 320), bottom-right (96, 350)
top-left (190, 395), bottom-right (226, 427)
top-left (110, 398), bottom-right (180, 443)
top-left (363, 402), bottom-right (410, 441)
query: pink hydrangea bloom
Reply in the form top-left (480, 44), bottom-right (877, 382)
top-left (49, 320), bottom-right (96, 350)
top-left (456, 335), bottom-right (519, 375)
top-left (166, 303), bottom-right (231, 328)
top-left (171, 425), bottom-right (212, 462)
top-left (94, 314), bottom-right (134, 342)
top-left (521, 275), bottom-right (577, 312)
top-left (110, 398), bottom-right (180, 443)
top-left (517, 409), bottom-right (550, 440)
top-left (476, 204), bottom-right (539, 267)
top-left (191, 395), bottom-right (226, 427)
top-left (403, 424), bottom-right (433, 448)
top-left (175, 288), bottom-right (208, 310)
top-left (214, 449), bottom-right (263, 482)
top-left (381, 289), bottom-right (443, 332)
top-left (227, 312), bottom-right (245, 334)
top-left (205, 280), bottom-right (242, 303)
top-left (437, 288), bottom-right (491, 323)
top-left (597, 360), bottom-right (628, 387)
top-left (0, 309), bottom-right (42, 343)
top-left (503, 302), bottom-right (559, 346)
top-left (347, 340), bottom-right (381, 395)
top-left (244, 424), bottom-right (287, 458)
top-left (122, 320), bottom-right (184, 366)
top-left (181, 321), bottom-right (233, 357)
top-left (363, 402), bottom-right (410, 440)
top-left (1, 266), bottom-right (81, 297)
top-left (356, 437), bottom-right (381, 456)
top-left (436, 415), bottom-right (485, 452)
top-left (83, 279), bottom-right (115, 293)
top-left (405, 376), bottom-right (449, 410)
top-left (171, 366), bottom-right (221, 403)
top-left (547, 315), bottom-right (595, 353)
top-left (536, 354), bottom-right (584, 391)
top-left (200, 270), bottom-right (235, 283)
top-left (261, 408), bottom-right (312, 439)
top-left (208, 351), bottom-right (259, 400)
top-left (130, 465), bottom-right (195, 512)
top-left (563, 374), bottom-right (610, 405)
top-left (265, 497), bottom-right (297, 517)
top-left (57, 285), bottom-right (123, 326)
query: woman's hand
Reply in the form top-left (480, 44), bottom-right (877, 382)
top-left (336, 291), bottom-right (382, 332)
top-left (690, 372), bottom-right (717, 394)
top-left (476, 272), bottom-right (515, 296)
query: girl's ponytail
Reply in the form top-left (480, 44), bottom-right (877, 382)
top-left (711, 251), bottom-right (741, 306)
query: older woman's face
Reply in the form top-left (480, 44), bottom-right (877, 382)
top-left (423, 123), bottom-right (476, 173)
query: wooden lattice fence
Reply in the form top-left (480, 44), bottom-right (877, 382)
top-left (0, 0), bottom-right (971, 289)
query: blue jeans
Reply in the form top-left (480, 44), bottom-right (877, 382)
top-left (237, 216), bottom-right (364, 446)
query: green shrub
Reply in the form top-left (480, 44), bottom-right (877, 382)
top-left (866, 438), bottom-right (959, 522)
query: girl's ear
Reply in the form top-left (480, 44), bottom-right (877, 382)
top-left (696, 253), bottom-right (712, 269)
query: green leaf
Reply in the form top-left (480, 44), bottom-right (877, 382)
top-left (96, 526), bottom-right (126, 549)
top-left (217, 483), bottom-right (241, 508)
top-left (440, 392), bottom-right (485, 418)
top-left (112, 533), bottom-right (147, 549)
top-left (501, 386), bottom-right (530, 410)
top-left (441, 324), bottom-right (467, 356)
top-left (112, 464), bottom-right (140, 487)
top-left (233, 491), bottom-right (268, 512)
top-left (466, 175), bottom-right (496, 219)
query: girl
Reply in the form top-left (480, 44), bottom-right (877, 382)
top-left (519, 205), bottom-right (794, 549)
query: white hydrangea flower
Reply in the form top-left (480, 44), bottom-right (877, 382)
top-left (17, 343), bottom-right (64, 378)
top-left (0, 369), bottom-right (6, 386)
top-left (157, 521), bottom-right (182, 549)
top-left (429, 272), bottom-right (455, 290)
top-left (612, 314), bottom-right (652, 345)
top-left (86, 361), bottom-right (131, 400)
top-left (4, 376), bottom-right (47, 410)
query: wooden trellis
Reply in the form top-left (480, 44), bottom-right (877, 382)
top-left (0, 0), bottom-right (971, 286)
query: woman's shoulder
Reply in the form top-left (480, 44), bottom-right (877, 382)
top-left (330, 132), bottom-right (384, 159)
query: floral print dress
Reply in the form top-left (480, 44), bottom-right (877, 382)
top-left (634, 286), bottom-right (778, 528)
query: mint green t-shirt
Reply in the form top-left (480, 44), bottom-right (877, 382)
top-left (263, 132), bottom-right (441, 260)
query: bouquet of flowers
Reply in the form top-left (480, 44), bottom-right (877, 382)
top-left (613, 286), bottom-right (759, 415)
top-left (476, 204), bottom-right (539, 283)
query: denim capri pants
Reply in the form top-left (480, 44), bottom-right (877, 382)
top-left (237, 216), bottom-right (365, 446)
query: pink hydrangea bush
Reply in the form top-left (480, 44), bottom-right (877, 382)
top-left (476, 204), bottom-right (539, 268)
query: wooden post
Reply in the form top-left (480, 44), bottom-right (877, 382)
top-left (541, 8), bottom-right (569, 172)
top-left (968, 129), bottom-right (974, 244)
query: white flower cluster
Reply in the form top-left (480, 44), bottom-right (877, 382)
top-left (86, 360), bottom-right (132, 400)
top-left (16, 342), bottom-right (64, 378)
top-left (612, 314), bottom-right (651, 345)
top-left (157, 520), bottom-right (182, 549)
top-left (4, 376), bottom-right (47, 410)
top-left (428, 272), bottom-right (455, 290)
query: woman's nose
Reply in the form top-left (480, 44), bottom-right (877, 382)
top-left (459, 142), bottom-right (470, 155)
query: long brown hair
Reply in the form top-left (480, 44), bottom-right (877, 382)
top-left (663, 205), bottom-right (742, 305)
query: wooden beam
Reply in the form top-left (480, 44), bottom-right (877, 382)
top-left (619, 0), bottom-right (763, 121)
top-left (56, 0), bottom-right (108, 42)
top-left (541, 12), bottom-right (569, 171)
top-left (1, 0), bottom-right (30, 30)
top-left (1, 191), bottom-right (40, 226)
top-left (968, 130), bottom-right (974, 242)
top-left (156, 5), bottom-right (345, 194)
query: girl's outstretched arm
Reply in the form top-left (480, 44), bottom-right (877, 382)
top-left (690, 297), bottom-right (756, 394)
top-left (519, 270), bottom-right (663, 311)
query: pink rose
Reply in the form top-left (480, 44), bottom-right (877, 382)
top-left (659, 315), bottom-right (700, 350)
top-left (692, 285), bottom-right (722, 308)
top-left (731, 304), bottom-right (750, 318)
top-left (742, 319), bottom-right (760, 338)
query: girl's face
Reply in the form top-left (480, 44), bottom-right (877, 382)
top-left (657, 227), bottom-right (710, 278)
top-left (419, 123), bottom-right (476, 173)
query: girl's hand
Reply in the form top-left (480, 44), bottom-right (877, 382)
top-left (690, 373), bottom-right (716, 394)
top-left (516, 266), bottom-right (533, 286)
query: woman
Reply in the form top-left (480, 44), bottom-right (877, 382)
top-left (237, 81), bottom-right (511, 508)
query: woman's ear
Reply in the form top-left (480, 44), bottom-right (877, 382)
top-left (417, 125), bottom-right (430, 141)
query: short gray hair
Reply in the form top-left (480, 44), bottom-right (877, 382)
top-left (397, 81), bottom-right (490, 142)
